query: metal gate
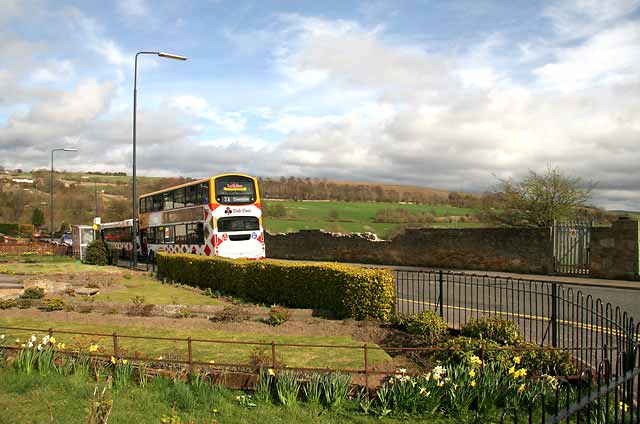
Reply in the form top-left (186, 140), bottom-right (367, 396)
top-left (552, 221), bottom-right (591, 275)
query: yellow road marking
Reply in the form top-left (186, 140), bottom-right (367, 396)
top-left (397, 298), bottom-right (626, 337)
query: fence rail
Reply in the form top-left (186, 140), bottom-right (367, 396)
top-left (0, 243), bottom-right (69, 256)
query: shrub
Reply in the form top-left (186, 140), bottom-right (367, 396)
top-left (16, 298), bottom-right (33, 309)
top-left (83, 240), bottom-right (115, 266)
top-left (209, 305), bottom-right (250, 322)
top-left (0, 299), bottom-right (17, 309)
top-left (127, 296), bottom-right (154, 317)
top-left (42, 297), bottom-right (66, 311)
top-left (21, 287), bottom-right (45, 299)
top-left (460, 317), bottom-right (522, 346)
top-left (157, 253), bottom-right (395, 320)
top-left (391, 311), bottom-right (448, 345)
top-left (267, 306), bottom-right (289, 326)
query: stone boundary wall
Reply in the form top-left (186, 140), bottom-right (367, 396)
top-left (266, 219), bottom-right (640, 279)
top-left (266, 227), bottom-right (553, 274)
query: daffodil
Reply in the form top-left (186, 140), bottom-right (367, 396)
top-left (518, 383), bottom-right (526, 394)
top-left (513, 356), bottom-right (521, 364)
top-left (469, 369), bottom-right (476, 378)
top-left (470, 380), bottom-right (477, 388)
top-left (57, 342), bottom-right (66, 350)
top-left (268, 368), bottom-right (276, 376)
top-left (508, 365), bottom-right (516, 374)
top-left (122, 359), bottom-right (128, 365)
top-left (110, 356), bottom-right (117, 365)
top-left (49, 336), bottom-right (56, 344)
top-left (88, 344), bottom-right (99, 353)
top-left (619, 402), bottom-right (629, 412)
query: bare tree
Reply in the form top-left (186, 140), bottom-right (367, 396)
top-left (490, 167), bottom-right (596, 227)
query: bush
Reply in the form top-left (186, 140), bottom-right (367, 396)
top-left (157, 253), bottom-right (395, 320)
top-left (21, 287), bottom-right (45, 299)
top-left (83, 240), bottom-right (116, 266)
top-left (391, 311), bottom-right (448, 345)
top-left (0, 299), bottom-right (17, 309)
top-left (460, 317), bottom-right (522, 346)
top-left (42, 297), bottom-right (66, 311)
top-left (126, 296), bottom-right (154, 316)
top-left (267, 306), bottom-right (289, 326)
top-left (209, 305), bottom-right (250, 322)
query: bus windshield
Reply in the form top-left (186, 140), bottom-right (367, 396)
top-left (214, 176), bottom-right (256, 205)
top-left (217, 216), bottom-right (259, 232)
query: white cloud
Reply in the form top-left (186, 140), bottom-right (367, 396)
top-left (117, 0), bottom-right (149, 19)
top-left (30, 60), bottom-right (75, 83)
top-left (171, 95), bottom-right (247, 133)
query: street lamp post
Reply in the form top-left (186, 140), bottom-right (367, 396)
top-left (50, 148), bottom-right (78, 241)
top-left (132, 51), bottom-right (186, 268)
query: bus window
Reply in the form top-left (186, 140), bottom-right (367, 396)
top-left (164, 226), bottom-right (174, 244)
top-left (175, 224), bottom-right (187, 244)
top-left (164, 192), bottom-right (173, 210)
top-left (217, 216), bottom-right (259, 232)
top-left (174, 188), bottom-right (185, 208)
top-left (185, 185), bottom-right (197, 207)
top-left (198, 183), bottom-right (209, 204)
top-left (153, 194), bottom-right (163, 211)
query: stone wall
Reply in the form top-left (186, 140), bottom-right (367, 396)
top-left (591, 218), bottom-right (640, 280)
top-left (266, 227), bottom-right (553, 274)
top-left (266, 220), bottom-right (640, 279)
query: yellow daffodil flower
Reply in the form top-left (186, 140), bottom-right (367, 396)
top-left (513, 356), bottom-right (521, 364)
top-left (518, 383), bottom-right (526, 393)
top-left (49, 337), bottom-right (56, 344)
top-left (88, 344), bottom-right (99, 353)
top-left (122, 359), bottom-right (128, 365)
top-left (110, 356), bottom-right (117, 365)
top-left (470, 380), bottom-right (477, 388)
top-left (469, 369), bottom-right (476, 378)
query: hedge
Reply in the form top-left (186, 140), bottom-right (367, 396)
top-left (0, 223), bottom-right (19, 236)
top-left (156, 253), bottom-right (396, 320)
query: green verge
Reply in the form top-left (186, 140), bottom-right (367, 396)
top-left (0, 316), bottom-right (389, 370)
top-left (0, 367), bottom-right (450, 424)
top-left (94, 276), bottom-right (222, 306)
top-left (157, 254), bottom-right (396, 320)
top-left (0, 260), bottom-right (120, 275)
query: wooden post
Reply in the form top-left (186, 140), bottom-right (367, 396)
top-left (271, 341), bottom-right (276, 369)
top-left (113, 332), bottom-right (119, 357)
top-left (187, 337), bottom-right (193, 374)
top-left (363, 343), bottom-right (369, 389)
top-left (48, 327), bottom-right (54, 338)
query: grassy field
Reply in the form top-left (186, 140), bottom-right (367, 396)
top-left (263, 200), bottom-right (487, 237)
top-left (0, 258), bottom-right (121, 275)
top-left (0, 367), bottom-right (451, 424)
top-left (94, 276), bottom-right (222, 305)
top-left (0, 316), bottom-right (389, 370)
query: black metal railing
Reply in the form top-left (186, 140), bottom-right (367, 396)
top-left (394, 270), bottom-right (638, 377)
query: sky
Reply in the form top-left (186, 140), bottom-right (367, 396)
top-left (1, 0), bottom-right (639, 210)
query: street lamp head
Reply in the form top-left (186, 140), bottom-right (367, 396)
top-left (157, 52), bottom-right (187, 61)
top-left (63, 148), bottom-right (78, 152)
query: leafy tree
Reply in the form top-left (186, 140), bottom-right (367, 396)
top-left (490, 167), bottom-right (595, 227)
top-left (31, 207), bottom-right (44, 229)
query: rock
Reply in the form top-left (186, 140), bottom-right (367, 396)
top-left (75, 287), bottom-right (100, 296)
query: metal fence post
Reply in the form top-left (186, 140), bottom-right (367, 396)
top-left (438, 270), bottom-right (444, 318)
top-left (551, 283), bottom-right (558, 348)
top-left (363, 343), bottom-right (369, 389)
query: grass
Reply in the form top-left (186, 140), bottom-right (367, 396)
top-left (0, 259), bottom-right (118, 275)
top-left (94, 276), bottom-right (222, 306)
top-left (263, 200), bottom-right (488, 237)
top-left (0, 367), bottom-right (450, 423)
top-left (0, 316), bottom-right (389, 370)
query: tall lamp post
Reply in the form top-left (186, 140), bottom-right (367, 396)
top-left (132, 51), bottom-right (187, 268)
top-left (50, 148), bottom-right (78, 241)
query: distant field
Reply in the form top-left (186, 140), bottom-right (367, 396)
top-left (263, 200), bottom-right (488, 238)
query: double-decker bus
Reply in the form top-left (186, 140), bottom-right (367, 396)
top-left (136, 174), bottom-right (265, 261)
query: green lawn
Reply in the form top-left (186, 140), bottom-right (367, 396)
top-left (0, 367), bottom-right (450, 424)
top-left (263, 200), bottom-right (488, 237)
top-left (0, 259), bottom-right (119, 275)
top-left (94, 277), bottom-right (221, 306)
top-left (0, 317), bottom-right (389, 370)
